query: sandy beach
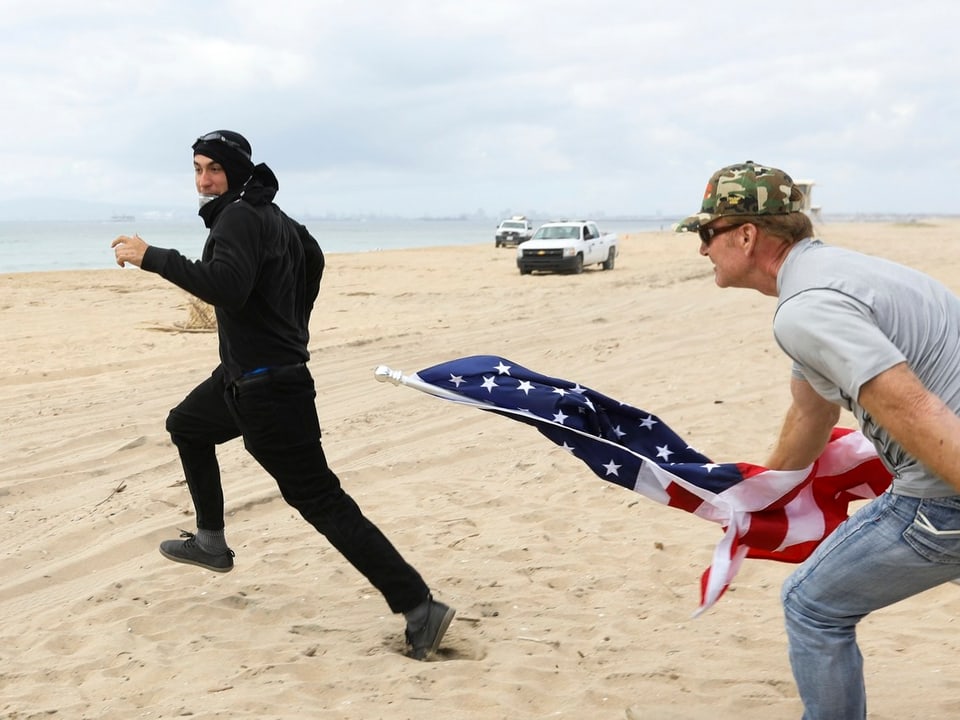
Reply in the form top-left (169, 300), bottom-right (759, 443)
top-left (2, 220), bottom-right (959, 719)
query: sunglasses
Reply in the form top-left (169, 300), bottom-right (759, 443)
top-left (698, 222), bottom-right (743, 246)
top-left (193, 132), bottom-right (252, 161)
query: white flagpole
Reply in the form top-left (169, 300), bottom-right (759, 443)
top-left (374, 365), bottom-right (493, 408)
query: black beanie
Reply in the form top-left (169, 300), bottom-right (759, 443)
top-left (192, 130), bottom-right (256, 190)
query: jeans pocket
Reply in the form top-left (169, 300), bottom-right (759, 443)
top-left (902, 496), bottom-right (960, 565)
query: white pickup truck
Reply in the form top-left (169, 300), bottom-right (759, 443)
top-left (494, 216), bottom-right (535, 247)
top-left (516, 220), bottom-right (618, 275)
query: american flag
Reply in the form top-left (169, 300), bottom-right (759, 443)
top-left (378, 355), bottom-right (892, 613)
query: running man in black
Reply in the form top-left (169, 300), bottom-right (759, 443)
top-left (111, 130), bottom-right (454, 660)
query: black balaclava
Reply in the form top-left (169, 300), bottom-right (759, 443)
top-left (192, 130), bottom-right (255, 191)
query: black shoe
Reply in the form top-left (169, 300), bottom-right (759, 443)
top-left (159, 530), bottom-right (235, 573)
top-left (405, 596), bottom-right (455, 661)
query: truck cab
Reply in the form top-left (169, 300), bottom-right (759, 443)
top-left (495, 216), bottom-right (535, 247)
top-left (516, 220), bottom-right (618, 274)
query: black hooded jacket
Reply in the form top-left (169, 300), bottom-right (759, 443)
top-left (141, 163), bottom-right (325, 383)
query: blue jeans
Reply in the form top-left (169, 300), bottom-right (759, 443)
top-left (781, 491), bottom-right (960, 719)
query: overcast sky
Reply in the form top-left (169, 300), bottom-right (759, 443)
top-left (3, 0), bottom-right (959, 220)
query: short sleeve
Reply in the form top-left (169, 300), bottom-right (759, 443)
top-left (774, 289), bottom-right (905, 403)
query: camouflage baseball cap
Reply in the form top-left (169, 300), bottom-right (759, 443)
top-left (675, 161), bottom-right (805, 233)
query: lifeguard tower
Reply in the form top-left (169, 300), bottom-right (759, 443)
top-left (794, 179), bottom-right (823, 223)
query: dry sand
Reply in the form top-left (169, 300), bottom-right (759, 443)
top-left (2, 220), bottom-right (959, 719)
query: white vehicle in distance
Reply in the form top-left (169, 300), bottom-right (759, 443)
top-left (494, 216), bottom-right (535, 247)
top-left (516, 220), bottom-right (618, 275)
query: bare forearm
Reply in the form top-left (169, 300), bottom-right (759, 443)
top-left (766, 377), bottom-right (840, 470)
top-left (860, 365), bottom-right (960, 493)
top-left (766, 401), bottom-right (838, 470)
top-left (897, 404), bottom-right (960, 492)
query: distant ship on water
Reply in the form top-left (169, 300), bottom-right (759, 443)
top-left (110, 214), bottom-right (135, 222)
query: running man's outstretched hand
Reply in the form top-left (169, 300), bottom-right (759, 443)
top-left (112, 234), bottom-right (149, 268)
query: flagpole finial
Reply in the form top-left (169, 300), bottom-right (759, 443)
top-left (374, 365), bottom-right (404, 385)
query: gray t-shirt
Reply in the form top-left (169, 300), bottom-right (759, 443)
top-left (774, 238), bottom-right (960, 497)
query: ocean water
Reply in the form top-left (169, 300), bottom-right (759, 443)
top-left (0, 217), bottom-right (671, 274)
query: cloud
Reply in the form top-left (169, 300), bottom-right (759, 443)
top-left (2, 0), bottom-right (960, 219)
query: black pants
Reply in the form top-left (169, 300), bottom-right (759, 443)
top-left (165, 363), bottom-right (429, 614)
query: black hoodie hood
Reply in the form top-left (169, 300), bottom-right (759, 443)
top-left (198, 162), bottom-right (279, 228)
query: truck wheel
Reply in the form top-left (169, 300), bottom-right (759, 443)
top-left (571, 254), bottom-right (584, 274)
top-left (519, 266), bottom-right (532, 275)
top-left (602, 248), bottom-right (616, 270)
top-left (495, 239), bottom-right (501, 247)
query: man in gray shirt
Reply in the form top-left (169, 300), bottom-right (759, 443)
top-left (676, 161), bottom-right (960, 719)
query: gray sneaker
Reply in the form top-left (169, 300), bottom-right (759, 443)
top-left (159, 530), bottom-right (235, 573)
top-left (405, 596), bottom-right (455, 661)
